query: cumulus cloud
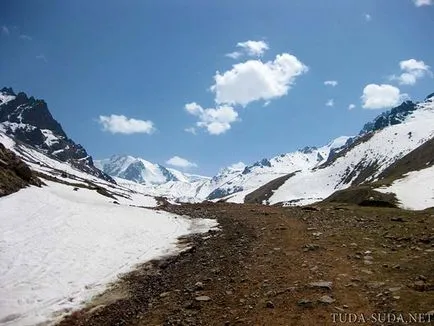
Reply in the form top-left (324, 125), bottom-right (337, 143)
top-left (361, 84), bottom-right (407, 109)
top-left (98, 114), bottom-right (155, 134)
top-left (166, 156), bottom-right (197, 169)
top-left (185, 102), bottom-right (238, 135)
top-left (1, 26), bottom-right (9, 36)
top-left (236, 40), bottom-right (269, 57)
top-left (413, 0), bottom-right (432, 6)
top-left (326, 99), bottom-right (334, 107)
top-left (324, 80), bottom-right (338, 87)
top-left (211, 53), bottom-right (308, 107)
top-left (390, 59), bottom-right (432, 85)
top-left (348, 104), bottom-right (356, 110)
top-left (226, 40), bottom-right (269, 59)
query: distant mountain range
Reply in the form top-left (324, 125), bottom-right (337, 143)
top-left (1, 86), bottom-right (434, 209)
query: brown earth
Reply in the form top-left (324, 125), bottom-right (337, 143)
top-left (0, 142), bottom-right (42, 196)
top-left (57, 203), bottom-right (434, 326)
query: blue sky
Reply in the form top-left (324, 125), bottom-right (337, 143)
top-left (1, 0), bottom-right (433, 175)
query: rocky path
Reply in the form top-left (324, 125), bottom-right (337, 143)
top-left (58, 203), bottom-right (434, 326)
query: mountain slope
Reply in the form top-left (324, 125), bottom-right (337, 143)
top-left (0, 136), bottom-right (217, 325)
top-left (0, 87), bottom-right (112, 182)
top-left (0, 140), bottom-right (42, 196)
top-left (267, 96), bottom-right (434, 206)
top-left (210, 136), bottom-right (352, 203)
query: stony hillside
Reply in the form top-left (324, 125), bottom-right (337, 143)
top-left (0, 141), bottom-right (42, 196)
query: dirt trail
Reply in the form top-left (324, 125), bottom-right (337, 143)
top-left (58, 203), bottom-right (434, 326)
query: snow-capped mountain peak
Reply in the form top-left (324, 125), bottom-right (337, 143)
top-left (95, 155), bottom-right (210, 186)
top-left (0, 87), bottom-right (112, 182)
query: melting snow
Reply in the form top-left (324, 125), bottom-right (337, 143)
top-left (0, 182), bottom-right (217, 326)
top-left (377, 165), bottom-right (434, 210)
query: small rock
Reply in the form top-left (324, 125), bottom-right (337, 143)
top-left (367, 282), bottom-right (385, 289)
top-left (391, 217), bottom-right (405, 222)
top-left (195, 296), bottom-right (211, 302)
top-left (194, 281), bottom-right (204, 291)
top-left (303, 244), bottom-right (320, 252)
top-left (388, 287), bottom-right (401, 292)
top-left (159, 292), bottom-right (170, 298)
top-left (414, 280), bottom-right (427, 291)
top-left (361, 269), bottom-right (373, 274)
top-left (309, 281), bottom-right (332, 290)
top-left (298, 299), bottom-right (313, 307)
top-left (318, 295), bottom-right (335, 304)
top-left (266, 301), bottom-right (275, 309)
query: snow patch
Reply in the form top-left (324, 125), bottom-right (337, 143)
top-left (377, 165), bottom-right (434, 210)
top-left (0, 182), bottom-right (217, 326)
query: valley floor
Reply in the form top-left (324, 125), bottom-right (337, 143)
top-left (57, 203), bottom-right (434, 326)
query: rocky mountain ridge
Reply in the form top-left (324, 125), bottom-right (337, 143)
top-left (0, 87), bottom-right (113, 182)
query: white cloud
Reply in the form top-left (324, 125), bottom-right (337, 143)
top-left (211, 53), bottom-right (308, 107)
top-left (348, 104), bottom-right (356, 110)
top-left (98, 114), bottom-right (155, 134)
top-left (413, 0), bottom-right (432, 6)
top-left (184, 127), bottom-right (197, 135)
top-left (390, 58), bottom-right (432, 85)
top-left (326, 99), bottom-right (334, 107)
top-left (166, 156), bottom-right (197, 169)
top-left (324, 80), bottom-right (338, 87)
top-left (19, 34), bottom-right (32, 41)
top-left (236, 40), bottom-right (269, 57)
top-left (185, 102), bottom-right (238, 135)
top-left (361, 84), bottom-right (407, 109)
top-left (1, 26), bottom-right (9, 36)
top-left (226, 40), bottom-right (269, 59)
top-left (225, 51), bottom-right (243, 59)
top-left (365, 14), bottom-right (372, 21)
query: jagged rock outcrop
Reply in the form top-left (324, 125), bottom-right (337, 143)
top-left (0, 87), bottom-right (114, 183)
